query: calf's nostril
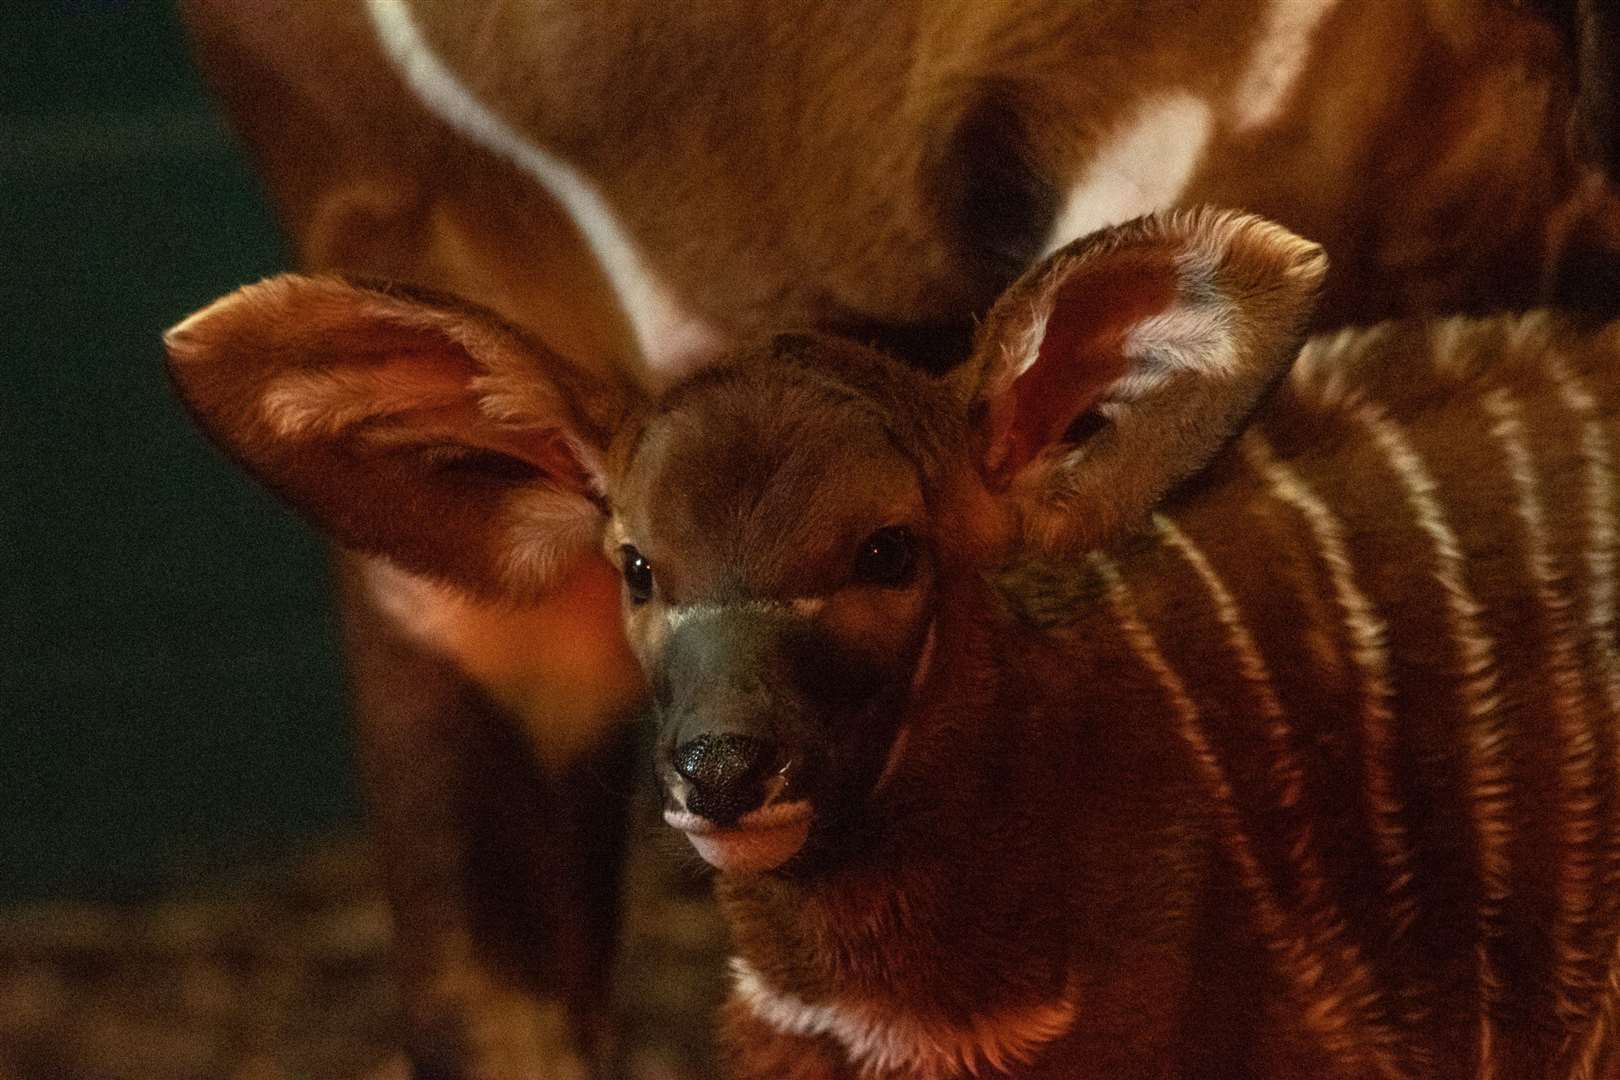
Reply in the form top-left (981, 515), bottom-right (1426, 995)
top-left (673, 733), bottom-right (777, 825)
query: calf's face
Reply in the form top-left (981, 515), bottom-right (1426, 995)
top-left (607, 343), bottom-right (945, 873)
top-left (163, 209), bottom-right (1326, 876)
top-left (600, 213), bottom-right (1331, 875)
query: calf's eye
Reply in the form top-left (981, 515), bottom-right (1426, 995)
top-left (853, 527), bottom-right (917, 588)
top-left (621, 545), bottom-right (654, 604)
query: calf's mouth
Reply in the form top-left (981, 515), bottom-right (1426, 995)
top-left (663, 800), bottom-right (815, 874)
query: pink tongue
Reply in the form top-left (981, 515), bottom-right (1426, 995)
top-left (687, 819), bottom-right (812, 873)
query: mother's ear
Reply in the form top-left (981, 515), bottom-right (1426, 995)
top-left (164, 275), bottom-right (638, 598)
top-left (954, 207), bottom-right (1326, 554)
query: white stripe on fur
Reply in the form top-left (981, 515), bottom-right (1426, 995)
top-left (1090, 551), bottom-right (1409, 1078)
top-left (1041, 94), bottom-right (1212, 255)
top-left (1154, 513), bottom-right (1396, 1034)
top-left (363, 0), bottom-right (723, 378)
top-left (1243, 435), bottom-right (1416, 938)
top-left (730, 957), bottom-right (1076, 1079)
top-left (1485, 385), bottom-right (1605, 1030)
top-left (1358, 406), bottom-right (1508, 1074)
top-left (1229, 0), bottom-right (1339, 131)
top-left (1547, 354), bottom-right (1620, 722)
top-left (664, 598), bottom-right (824, 632)
top-left (1553, 345), bottom-right (1620, 1078)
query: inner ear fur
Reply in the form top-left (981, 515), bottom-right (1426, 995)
top-left (957, 208), bottom-right (1328, 554)
top-left (164, 274), bottom-right (634, 598)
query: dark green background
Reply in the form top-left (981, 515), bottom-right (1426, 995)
top-left (2, 2), bottom-right (358, 903)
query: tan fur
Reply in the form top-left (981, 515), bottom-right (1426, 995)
top-left (361, 557), bottom-right (641, 772)
top-left (186, 0), bottom-right (1617, 358)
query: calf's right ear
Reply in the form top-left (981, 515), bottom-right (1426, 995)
top-left (955, 207), bottom-right (1326, 553)
top-left (164, 275), bottom-right (636, 598)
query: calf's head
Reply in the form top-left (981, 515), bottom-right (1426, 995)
top-left (165, 209), bottom-right (1323, 875)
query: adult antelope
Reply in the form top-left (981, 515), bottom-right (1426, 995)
top-left (169, 208), bottom-right (1620, 1078)
top-left (177, 1), bottom-right (1620, 1073)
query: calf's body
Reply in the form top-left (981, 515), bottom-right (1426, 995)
top-left (713, 314), bottom-right (1620, 1078)
top-left (165, 211), bottom-right (1620, 1077)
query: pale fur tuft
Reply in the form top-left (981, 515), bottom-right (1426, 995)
top-left (258, 366), bottom-right (461, 438)
top-left (730, 958), bottom-right (1077, 1080)
top-left (986, 207), bottom-right (1325, 556)
top-left (997, 206), bottom-right (1324, 402)
top-left (499, 487), bottom-right (606, 595)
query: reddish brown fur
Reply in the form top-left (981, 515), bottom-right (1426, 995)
top-left (185, 0), bottom-right (1619, 353)
top-left (629, 273), bottom-right (1620, 1080)
top-left (172, 3), bottom-right (1620, 1074)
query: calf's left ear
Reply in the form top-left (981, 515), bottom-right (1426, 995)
top-left (955, 207), bottom-right (1325, 554)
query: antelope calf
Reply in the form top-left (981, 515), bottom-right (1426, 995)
top-left (166, 208), bottom-right (1620, 1077)
top-left (179, 3), bottom-right (1620, 1072)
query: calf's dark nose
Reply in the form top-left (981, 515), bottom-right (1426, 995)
top-left (674, 733), bottom-right (777, 826)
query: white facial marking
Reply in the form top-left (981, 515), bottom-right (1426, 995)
top-left (363, 0), bottom-right (724, 379)
top-left (665, 802), bottom-right (814, 874)
top-left (1229, 0), bottom-right (1339, 132)
top-left (730, 957), bottom-right (1077, 1080)
top-left (665, 598), bottom-right (823, 632)
top-left (790, 595), bottom-right (826, 619)
top-left (1041, 94), bottom-right (1213, 256)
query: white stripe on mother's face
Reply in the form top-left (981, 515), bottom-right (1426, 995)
top-left (363, 0), bottom-right (723, 380)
